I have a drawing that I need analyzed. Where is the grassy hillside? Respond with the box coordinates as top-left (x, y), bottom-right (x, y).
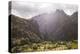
top-left (11, 40), bottom-right (78, 52)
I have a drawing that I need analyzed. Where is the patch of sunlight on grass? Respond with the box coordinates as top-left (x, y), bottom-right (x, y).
top-left (71, 42), bottom-right (78, 49)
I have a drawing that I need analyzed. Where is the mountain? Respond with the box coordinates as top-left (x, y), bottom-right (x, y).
top-left (10, 14), bottom-right (42, 48)
top-left (10, 9), bottom-right (78, 47)
top-left (32, 9), bottom-right (78, 41)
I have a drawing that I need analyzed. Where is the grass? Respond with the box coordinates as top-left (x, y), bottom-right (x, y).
top-left (11, 40), bottom-right (78, 52)
top-left (71, 40), bottom-right (78, 49)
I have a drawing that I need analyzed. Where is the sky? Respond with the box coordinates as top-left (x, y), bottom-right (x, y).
top-left (11, 1), bottom-right (78, 19)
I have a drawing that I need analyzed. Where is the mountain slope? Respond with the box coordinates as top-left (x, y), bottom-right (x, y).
top-left (32, 9), bottom-right (78, 41)
top-left (10, 14), bottom-right (42, 48)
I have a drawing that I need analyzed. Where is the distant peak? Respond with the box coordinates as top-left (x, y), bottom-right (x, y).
top-left (55, 9), bottom-right (65, 14)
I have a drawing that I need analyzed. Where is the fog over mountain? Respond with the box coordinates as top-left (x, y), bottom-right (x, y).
top-left (11, 1), bottom-right (78, 19)
top-left (10, 1), bottom-right (78, 41)
top-left (32, 9), bottom-right (78, 41)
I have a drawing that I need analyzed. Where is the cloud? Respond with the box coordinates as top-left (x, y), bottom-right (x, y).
top-left (11, 1), bottom-right (78, 19)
